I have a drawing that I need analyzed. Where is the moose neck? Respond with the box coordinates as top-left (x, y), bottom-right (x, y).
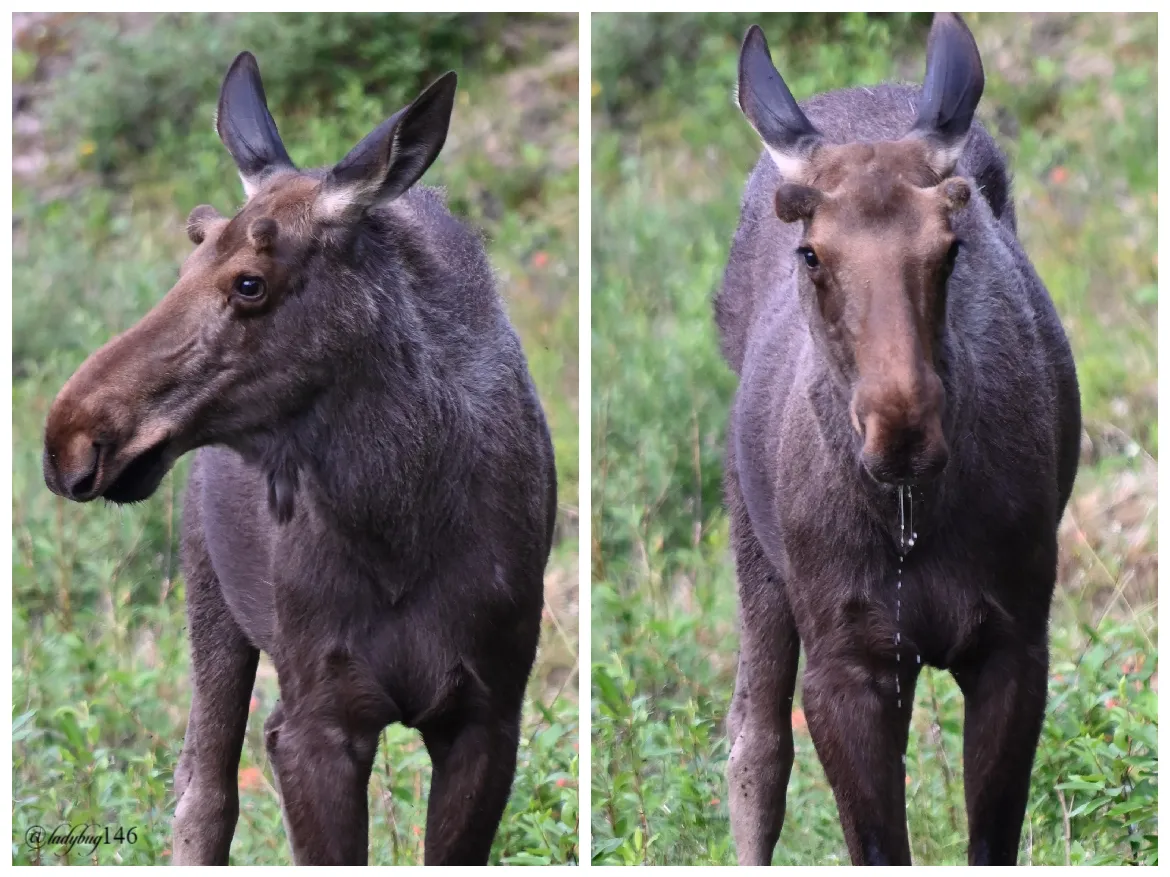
top-left (246, 215), bottom-right (478, 559)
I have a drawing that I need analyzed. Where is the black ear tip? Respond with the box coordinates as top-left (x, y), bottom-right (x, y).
top-left (742, 24), bottom-right (769, 55)
top-left (226, 51), bottom-right (260, 78)
top-left (424, 71), bottom-right (459, 109)
top-left (936, 11), bottom-right (971, 31)
top-left (932, 12), bottom-right (979, 51)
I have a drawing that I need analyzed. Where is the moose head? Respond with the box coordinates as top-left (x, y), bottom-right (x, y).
top-left (44, 53), bottom-right (457, 509)
top-left (737, 13), bottom-right (984, 485)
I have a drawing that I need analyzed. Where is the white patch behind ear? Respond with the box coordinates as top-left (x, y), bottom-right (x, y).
top-left (213, 105), bottom-right (262, 201)
top-left (765, 146), bottom-right (809, 181)
top-left (923, 136), bottom-right (967, 179)
top-left (239, 173), bottom-right (262, 200)
top-left (314, 184), bottom-right (363, 223)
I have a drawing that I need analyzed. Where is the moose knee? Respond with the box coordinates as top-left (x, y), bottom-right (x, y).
top-left (802, 659), bottom-right (878, 722)
top-left (264, 707), bottom-right (378, 782)
top-left (729, 716), bottom-right (794, 778)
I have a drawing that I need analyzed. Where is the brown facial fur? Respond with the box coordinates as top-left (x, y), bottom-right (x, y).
top-left (781, 139), bottom-right (969, 484)
top-left (43, 172), bottom-right (324, 502)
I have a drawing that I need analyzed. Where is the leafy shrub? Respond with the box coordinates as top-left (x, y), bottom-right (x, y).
top-left (1028, 620), bottom-right (1158, 865)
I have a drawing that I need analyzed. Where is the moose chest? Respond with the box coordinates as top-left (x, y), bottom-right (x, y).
top-left (766, 524), bottom-right (982, 672)
top-left (766, 482), bottom-right (1053, 677)
top-left (194, 448), bottom-right (489, 725)
top-left (735, 366), bottom-right (1055, 676)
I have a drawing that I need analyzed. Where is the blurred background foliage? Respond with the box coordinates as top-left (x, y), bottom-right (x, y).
top-left (591, 12), bottom-right (1156, 866)
top-left (12, 12), bottom-right (578, 865)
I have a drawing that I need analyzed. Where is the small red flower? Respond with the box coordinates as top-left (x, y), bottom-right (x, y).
top-left (792, 708), bottom-right (807, 731)
top-left (239, 766), bottom-right (264, 791)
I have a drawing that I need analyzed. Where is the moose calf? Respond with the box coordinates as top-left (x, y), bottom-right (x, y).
top-left (44, 53), bottom-right (556, 865)
top-left (717, 13), bottom-right (1080, 865)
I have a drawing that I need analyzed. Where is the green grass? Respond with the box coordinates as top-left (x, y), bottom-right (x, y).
top-left (12, 12), bottom-right (578, 865)
top-left (591, 12), bottom-right (1156, 866)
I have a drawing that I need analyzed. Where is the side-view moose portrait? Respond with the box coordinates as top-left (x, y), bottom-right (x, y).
top-left (41, 49), bottom-right (557, 866)
top-left (717, 12), bottom-right (1081, 865)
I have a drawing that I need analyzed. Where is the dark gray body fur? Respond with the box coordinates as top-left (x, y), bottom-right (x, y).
top-left (718, 85), bottom-right (1080, 864)
top-left (177, 185), bottom-right (556, 864)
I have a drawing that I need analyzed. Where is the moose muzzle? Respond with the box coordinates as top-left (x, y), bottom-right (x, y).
top-left (852, 370), bottom-right (949, 486)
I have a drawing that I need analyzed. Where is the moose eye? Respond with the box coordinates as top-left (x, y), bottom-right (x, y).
top-left (797, 247), bottom-right (820, 270)
top-left (232, 275), bottom-right (267, 301)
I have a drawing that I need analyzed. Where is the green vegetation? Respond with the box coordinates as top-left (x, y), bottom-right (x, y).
top-left (12, 12), bottom-right (578, 865)
top-left (592, 12), bottom-right (1156, 866)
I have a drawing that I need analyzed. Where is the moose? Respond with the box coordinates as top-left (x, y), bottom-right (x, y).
top-left (42, 53), bottom-right (557, 865)
top-left (717, 13), bottom-right (1080, 865)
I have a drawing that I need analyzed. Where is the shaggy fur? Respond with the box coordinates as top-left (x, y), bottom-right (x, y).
top-left (44, 54), bottom-right (556, 865)
top-left (718, 15), bottom-right (1079, 865)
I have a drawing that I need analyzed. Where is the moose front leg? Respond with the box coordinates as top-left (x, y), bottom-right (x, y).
top-left (726, 575), bottom-right (801, 864)
top-left (802, 649), bottom-right (920, 865)
top-left (263, 704), bottom-right (380, 864)
top-left (725, 433), bottom-right (802, 866)
top-left (954, 639), bottom-right (1049, 865)
top-left (419, 706), bottom-right (522, 865)
top-left (172, 511), bottom-right (259, 865)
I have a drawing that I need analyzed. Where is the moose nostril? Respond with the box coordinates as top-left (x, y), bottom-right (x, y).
top-left (64, 442), bottom-right (104, 500)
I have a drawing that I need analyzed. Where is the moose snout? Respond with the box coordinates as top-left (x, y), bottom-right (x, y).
top-left (859, 421), bottom-right (949, 486)
top-left (43, 431), bottom-right (108, 502)
top-left (852, 376), bottom-right (949, 486)
top-left (44, 376), bottom-right (130, 503)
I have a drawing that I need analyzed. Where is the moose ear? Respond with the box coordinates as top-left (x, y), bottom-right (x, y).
top-left (216, 52), bottom-right (295, 199)
top-left (737, 25), bottom-right (822, 180)
top-left (317, 72), bottom-right (457, 223)
top-left (186, 204), bottom-right (224, 245)
top-left (908, 13), bottom-right (984, 178)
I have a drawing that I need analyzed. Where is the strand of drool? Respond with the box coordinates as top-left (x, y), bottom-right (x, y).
top-left (894, 487), bottom-right (916, 708)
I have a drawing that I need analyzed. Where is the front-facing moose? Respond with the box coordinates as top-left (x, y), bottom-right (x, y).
top-left (717, 13), bottom-right (1080, 865)
top-left (43, 53), bottom-right (556, 865)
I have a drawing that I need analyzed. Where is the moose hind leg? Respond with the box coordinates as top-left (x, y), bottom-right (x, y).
top-left (727, 573), bottom-right (800, 865)
top-left (420, 705), bottom-right (522, 865)
top-left (172, 515), bottom-right (259, 865)
top-left (954, 638), bottom-right (1049, 865)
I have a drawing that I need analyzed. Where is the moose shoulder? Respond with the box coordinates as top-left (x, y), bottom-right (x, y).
top-left (717, 13), bottom-right (1080, 866)
top-left (43, 52), bottom-right (556, 865)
